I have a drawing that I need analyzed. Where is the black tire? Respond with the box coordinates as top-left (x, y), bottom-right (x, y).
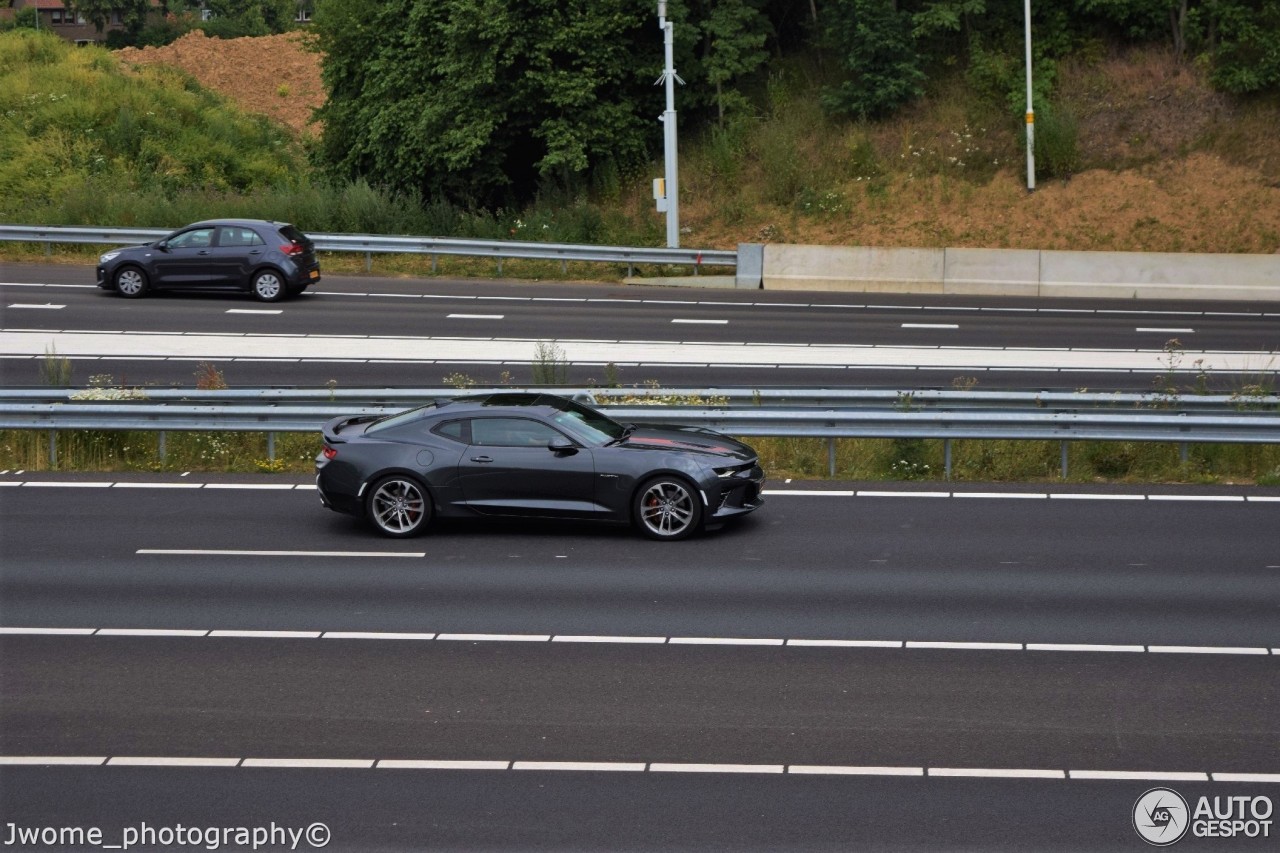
top-left (633, 475), bottom-right (703, 541)
top-left (114, 266), bottom-right (148, 298)
top-left (251, 269), bottom-right (286, 302)
top-left (365, 475), bottom-right (432, 538)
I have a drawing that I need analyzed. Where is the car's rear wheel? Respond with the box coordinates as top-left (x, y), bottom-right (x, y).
top-left (251, 269), bottom-right (286, 302)
top-left (114, 266), bottom-right (148, 298)
top-left (366, 475), bottom-right (432, 538)
top-left (634, 475), bottom-right (702, 541)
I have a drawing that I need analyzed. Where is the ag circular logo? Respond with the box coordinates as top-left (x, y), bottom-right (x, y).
top-left (1134, 787), bottom-right (1190, 846)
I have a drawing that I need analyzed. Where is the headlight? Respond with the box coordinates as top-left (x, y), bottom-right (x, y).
top-left (99, 251), bottom-right (121, 263)
top-left (714, 466), bottom-right (745, 479)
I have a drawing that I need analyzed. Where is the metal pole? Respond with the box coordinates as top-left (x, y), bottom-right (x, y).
top-left (1024, 0), bottom-right (1036, 191)
top-left (658, 2), bottom-right (681, 248)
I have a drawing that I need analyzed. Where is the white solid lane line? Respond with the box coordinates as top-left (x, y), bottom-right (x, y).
top-left (136, 549), bottom-right (425, 558)
top-left (8, 329), bottom-right (1271, 371)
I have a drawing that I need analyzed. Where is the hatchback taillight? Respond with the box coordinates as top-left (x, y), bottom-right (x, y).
top-left (281, 242), bottom-right (305, 256)
top-left (322, 445), bottom-right (338, 460)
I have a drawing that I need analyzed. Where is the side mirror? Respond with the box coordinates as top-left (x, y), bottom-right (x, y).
top-left (155, 240), bottom-right (170, 252)
top-left (548, 438), bottom-right (577, 454)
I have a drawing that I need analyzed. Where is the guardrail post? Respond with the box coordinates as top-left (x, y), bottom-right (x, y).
top-left (44, 241), bottom-right (51, 257)
top-left (157, 431), bottom-right (166, 463)
top-left (1180, 442), bottom-right (1189, 465)
top-left (827, 438), bottom-right (836, 477)
top-left (944, 438), bottom-right (952, 481)
top-left (48, 430), bottom-right (56, 469)
top-left (1060, 441), bottom-right (1068, 480)
top-left (431, 255), bottom-right (438, 274)
top-left (497, 258), bottom-right (504, 277)
top-left (268, 431), bottom-right (276, 462)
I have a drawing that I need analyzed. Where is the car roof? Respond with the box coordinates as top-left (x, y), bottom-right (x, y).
top-left (182, 219), bottom-right (294, 229)
top-left (436, 392), bottom-right (578, 416)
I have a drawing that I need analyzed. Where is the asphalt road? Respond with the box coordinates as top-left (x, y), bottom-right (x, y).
top-left (2, 479), bottom-right (1278, 849)
top-left (4, 261), bottom-right (1277, 390)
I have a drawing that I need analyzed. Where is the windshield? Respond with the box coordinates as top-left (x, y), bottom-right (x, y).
top-left (549, 400), bottom-right (626, 444)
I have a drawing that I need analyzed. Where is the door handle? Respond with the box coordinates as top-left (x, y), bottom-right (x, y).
top-left (469, 456), bottom-right (493, 463)
top-left (198, 250), bottom-right (210, 255)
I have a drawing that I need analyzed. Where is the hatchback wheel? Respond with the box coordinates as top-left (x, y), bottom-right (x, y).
top-left (251, 269), bottom-right (285, 302)
top-left (366, 475), bottom-right (431, 537)
top-left (634, 476), bottom-right (702, 541)
top-left (114, 266), bottom-right (148, 298)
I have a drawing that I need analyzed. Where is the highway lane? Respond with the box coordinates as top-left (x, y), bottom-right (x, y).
top-left (3, 480), bottom-right (1278, 646)
top-left (4, 273), bottom-right (1279, 351)
top-left (3, 262), bottom-right (1277, 390)
top-left (3, 479), bottom-right (1278, 850)
top-left (5, 768), bottom-right (1265, 851)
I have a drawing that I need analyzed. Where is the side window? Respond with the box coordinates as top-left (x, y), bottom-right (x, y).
top-left (470, 418), bottom-right (561, 447)
top-left (169, 228), bottom-right (214, 249)
top-left (432, 419), bottom-right (468, 444)
top-left (218, 227), bottom-right (263, 248)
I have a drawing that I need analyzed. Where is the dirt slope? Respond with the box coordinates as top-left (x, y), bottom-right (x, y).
top-left (116, 30), bottom-right (324, 138)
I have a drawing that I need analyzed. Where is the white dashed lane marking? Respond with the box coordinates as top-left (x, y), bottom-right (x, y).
top-left (225, 309), bottom-right (283, 315)
top-left (7, 303), bottom-right (64, 310)
top-left (0, 755), bottom-right (1273, 782)
top-left (1136, 327), bottom-right (1194, 333)
top-left (1, 627), bottom-right (1272, 656)
top-left (447, 314), bottom-right (505, 320)
top-left (901, 323), bottom-right (959, 329)
top-left (671, 319), bottom-right (729, 325)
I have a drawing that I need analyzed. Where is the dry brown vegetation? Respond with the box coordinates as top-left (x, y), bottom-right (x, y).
top-left (116, 36), bottom-right (1280, 255)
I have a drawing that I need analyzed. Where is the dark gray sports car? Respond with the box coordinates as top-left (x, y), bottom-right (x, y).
top-left (315, 393), bottom-right (765, 540)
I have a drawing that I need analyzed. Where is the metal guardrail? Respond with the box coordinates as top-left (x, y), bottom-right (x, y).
top-left (0, 225), bottom-right (737, 277)
top-left (2, 387), bottom-right (1277, 477)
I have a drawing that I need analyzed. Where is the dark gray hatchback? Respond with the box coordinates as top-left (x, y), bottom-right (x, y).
top-left (96, 218), bottom-right (321, 302)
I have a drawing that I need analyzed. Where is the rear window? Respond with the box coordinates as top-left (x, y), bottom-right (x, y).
top-left (277, 224), bottom-right (310, 245)
top-left (365, 403), bottom-right (439, 434)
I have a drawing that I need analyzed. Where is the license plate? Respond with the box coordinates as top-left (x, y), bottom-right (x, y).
top-left (309, 269), bottom-right (320, 280)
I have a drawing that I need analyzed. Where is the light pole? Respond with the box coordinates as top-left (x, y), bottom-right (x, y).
top-left (1024, 0), bottom-right (1035, 191)
top-left (655, 1), bottom-right (683, 248)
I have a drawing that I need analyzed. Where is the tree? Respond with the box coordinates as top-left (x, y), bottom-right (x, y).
top-left (697, 0), bottom-right (772, 124)
top-left (822, 0), bottom-right (926, 119)
top-left (1200, 0), bottom-right (1280, 93)
top-left (202, 0), bottom-right (298, 35)
top-left (314, 0), bottom-right (659, 209)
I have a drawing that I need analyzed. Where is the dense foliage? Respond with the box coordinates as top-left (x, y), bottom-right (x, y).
top-left (311, 0), bottom-right (1280, 208)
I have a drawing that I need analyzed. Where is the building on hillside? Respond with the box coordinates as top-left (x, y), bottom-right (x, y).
top-left (6, 0), bottom-right (160, 44)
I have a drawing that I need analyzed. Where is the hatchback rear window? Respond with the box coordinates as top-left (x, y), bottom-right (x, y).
top-left (277, 224), bottom-right (310, 245)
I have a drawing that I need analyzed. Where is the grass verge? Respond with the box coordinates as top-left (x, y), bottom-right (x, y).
top-left (3, 430), bottom-right (1277, 485)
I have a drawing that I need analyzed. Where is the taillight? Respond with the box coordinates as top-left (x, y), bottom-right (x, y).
top-left (322, 445), bottom-right (338, 460)
top-left (281, 242), bottom-right (305, 256)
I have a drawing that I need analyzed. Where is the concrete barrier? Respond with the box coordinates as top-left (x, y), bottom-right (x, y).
top-left (762, 244), bottom-right (1280, 301)
top-left (764, 244), bottom-right (945, 292)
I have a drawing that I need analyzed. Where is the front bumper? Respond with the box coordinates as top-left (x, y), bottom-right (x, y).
top-left (708, 464), bottom-right (765, 522)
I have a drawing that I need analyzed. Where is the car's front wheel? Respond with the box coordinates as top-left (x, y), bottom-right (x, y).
top-left (366, 475), bottom-right (432, 538)
top-left (634, 475), bottom-right (703, 541)
top-left (114, 266), bottom-right (148, 298)
top-left (251, 269), bottom-right (286, 302)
